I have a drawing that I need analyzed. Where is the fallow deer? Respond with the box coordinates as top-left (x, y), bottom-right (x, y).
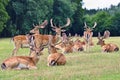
top-left (30, 18), bottom-right (71, 54)
top-left (1, 40), bottom-right (44, 70)
top-left (54, 33), bottom-right (74, 53)
top-left (47, 36), bottom-right (66, 66)
top-left (97, 30), bottom-right (119, 52)
top-left (83, 22), bottom-right (97, 52)
top-left (73, 39), bottom-right (85, 52)
top-left (55, 38), bottom-right (85, 53)
top-left (55, 33), bottom-right (84, 53)
top-left (11, 20), bottom-right (48, 56)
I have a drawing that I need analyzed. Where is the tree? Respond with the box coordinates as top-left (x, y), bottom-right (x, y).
top-left (2, 0), bottom-right (53, 37)
top-left (111, 13), bottom-right (120, 36)
top-left (71, 0), bottom-right (84, 35)
top-left (84, 11), bottom-right (112, 36)
top-left (52, 0), bottom-right (76, 32)
top-left (0, 0), bottom-right (9, 35)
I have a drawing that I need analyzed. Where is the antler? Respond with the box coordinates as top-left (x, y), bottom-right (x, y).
top-left (32, 23), bottom-right (40, 29)
top-left (38, 20), bottom-right (48, 28)
top-left (92, 22), bottom-right (97, 28)
top-left (84, 22), bottom-right (87, 29)
top-left (98, 32), bottom-right (101, 39)
top-left (33, 23), bottom-right (36, 27)
top-left (61, 18), bottom-right (71, 28)
top-left (102, 30), bottom-right (110, 39)
top-left (50, 19), bottom-right (57, 28)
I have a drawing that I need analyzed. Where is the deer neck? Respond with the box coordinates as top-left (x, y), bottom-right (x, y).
top-left (32, 57), bottom-right (39, 64)
top-left (30, 54), bottom-right (40, 64)
top-left (55, 33), bottom-right (61, 43)
top-left (49, 47), bottom-right (58, 54)
top-left (50, 49), bottom-right (57, 54)
top-left (100, 42), bottom-right (106, 47)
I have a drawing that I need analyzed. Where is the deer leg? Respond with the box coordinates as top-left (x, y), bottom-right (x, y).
top-left (12, 43), bottom-right (21, 56)
top-left (28, 66), bottom-right (37, 70)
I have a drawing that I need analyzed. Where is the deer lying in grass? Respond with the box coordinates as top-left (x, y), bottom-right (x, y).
top-left (73, 39), bottom-right (85, 52)
top-left (47, 36), bottom-right (66, 66)
top-left (1, 45), bottom-right (44, 70)
top-left (30, 18), bottom-right (71, 54)
top-left (55, 33), bottom-right (85, 53)
top-left (12, 20), bottom-right (48, 56)
top-left (55, 33), bottom-right (73, 53)
top-left (97, 30), bottom-right (119, 52)
top-left (83, 22), bottom-right (97, 52)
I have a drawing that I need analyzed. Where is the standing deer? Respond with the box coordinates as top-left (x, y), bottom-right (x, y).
top-left (11, 20), bottom-right (48, 56)
top-left (1, 37), bottom-right (44, 70)
top-left (30, 18), bottom-right (71, 54)
top-left (47, 36), bottom-right (66, 66)
top-left (97, 30), bottom-right (119, 52)
top-left (83, 22), bottom-right (97, 52)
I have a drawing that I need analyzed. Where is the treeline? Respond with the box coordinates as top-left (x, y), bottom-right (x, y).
top-left (0, 0), bottom-right (120, 37)
top-left (84, 3), bottom-right (120, 36)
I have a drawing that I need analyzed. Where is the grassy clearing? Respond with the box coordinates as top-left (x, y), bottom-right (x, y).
top-left (0, 37), bottom-right (120, 80)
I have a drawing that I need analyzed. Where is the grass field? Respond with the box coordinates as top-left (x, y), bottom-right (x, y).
top-left (0, 37), bottom-right (120, 80)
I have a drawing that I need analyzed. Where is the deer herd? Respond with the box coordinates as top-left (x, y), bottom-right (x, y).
top-left (1, 18), bottom-right (119, 70)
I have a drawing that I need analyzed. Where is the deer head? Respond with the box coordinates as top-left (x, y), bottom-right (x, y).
top-left (30, 20), bottom-right (48, 34)
top-left (97, 30), bottom-right (110, 45)
top-left (50, 18), bottom-right (70, 35)
top-left (84, 22), bottom-right (97, 32)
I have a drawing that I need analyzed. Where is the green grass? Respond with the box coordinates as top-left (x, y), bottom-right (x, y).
top-left (0, 37), bottom-right (120, 80)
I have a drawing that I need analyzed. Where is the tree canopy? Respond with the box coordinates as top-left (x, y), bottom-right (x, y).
top-left (0, 0), bottom-right (120, 37)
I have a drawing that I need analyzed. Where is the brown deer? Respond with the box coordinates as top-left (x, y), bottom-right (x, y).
top-left (54, 32), bottom-right (74, 53)
top-left (55, 38), bottom-right (85, 53)
top-left (47, 36), bottom-right (66, 66)
top-left (1, 40), bottom-right (44, 70)
top-left (73, 39), bottom-right (85, 52)
top-left (11, 20), bottom-right (48, 56)
top-left (30, 18), bottom-right (71, 54)
top-left (97, 30), bottom-right (119, 52)
top-left (83, 22), bottom-right (97, 52)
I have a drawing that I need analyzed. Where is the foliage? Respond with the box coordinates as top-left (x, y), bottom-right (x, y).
top-left (110, 13), bottom-right (120, 36)
top-left (71, 0), bottom-right (84, 35)
top-left (52, 0), bottom-right (76, 30)
top-left (0, 0), bottom-right (120, 37)
top-left (1, 0), bottom-right (54, 36)
top-left (0, 0), bottom-right (9, 34)
top-left (84, 3), bottom-right (120, 36)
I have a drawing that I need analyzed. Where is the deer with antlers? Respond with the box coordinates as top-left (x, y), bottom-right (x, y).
top-left (55, 33), bottom-right (85, 53)
top-left (11, 20), bottom-right (48, 56)
top-left (83, 22), bottom-right (97, 52)
top-left (30, 18), bottom-right (71, 55)
top-left (55, 38), bottom-right (85, 53)
top-left (97, 30), bottom-right (119, 52)
top-left (1, 36), bottom-right (44, 70)
top-left (47, 36), bottom-right (66, 66)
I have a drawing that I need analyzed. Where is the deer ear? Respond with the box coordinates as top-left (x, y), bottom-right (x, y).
top-left (103, 30), bottom-right (110, 39)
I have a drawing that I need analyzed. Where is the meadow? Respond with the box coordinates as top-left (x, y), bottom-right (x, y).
top-left (0, 37), bottom-right (120, 80)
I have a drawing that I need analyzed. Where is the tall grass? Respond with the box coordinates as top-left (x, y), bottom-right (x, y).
top-left (0, 37), bottom-right (120, 80)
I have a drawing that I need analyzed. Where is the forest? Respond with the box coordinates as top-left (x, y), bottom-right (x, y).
top-left (0, 0), bottom-right (120, 37)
